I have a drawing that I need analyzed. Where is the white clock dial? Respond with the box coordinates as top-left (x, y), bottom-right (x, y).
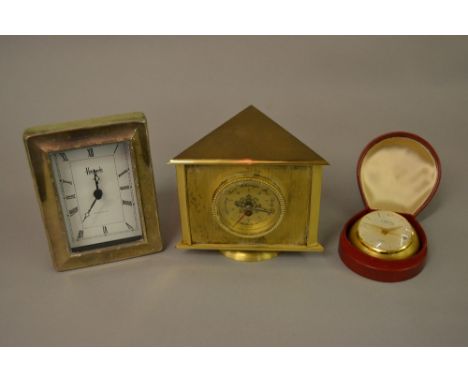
top-left (50, 142), bottom-right (143, 251)
top-left (357, 210), bottom-right (414, 253)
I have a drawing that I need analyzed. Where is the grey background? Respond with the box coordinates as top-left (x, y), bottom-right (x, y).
top-left (0, 36), bottom-right (467, 346)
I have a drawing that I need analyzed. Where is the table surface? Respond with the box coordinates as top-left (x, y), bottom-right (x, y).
top-left (1, 36), bottom-right (467, 346)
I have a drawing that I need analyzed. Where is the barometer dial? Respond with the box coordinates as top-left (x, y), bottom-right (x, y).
top-left (212, 177), bottom-right (286, 238)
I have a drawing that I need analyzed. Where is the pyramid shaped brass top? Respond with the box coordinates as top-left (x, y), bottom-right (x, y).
top-left (170, 106), bottom-right (328, 165)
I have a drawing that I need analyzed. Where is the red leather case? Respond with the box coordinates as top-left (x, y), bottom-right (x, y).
top-left (339, 132), bottom-right (441, 282)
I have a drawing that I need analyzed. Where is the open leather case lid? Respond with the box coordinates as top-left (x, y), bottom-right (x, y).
top-left (357, 132), bottom-right (441, 216)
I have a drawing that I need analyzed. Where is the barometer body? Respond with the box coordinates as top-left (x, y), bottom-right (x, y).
top-left (171, 106), bottom-right (328, 261)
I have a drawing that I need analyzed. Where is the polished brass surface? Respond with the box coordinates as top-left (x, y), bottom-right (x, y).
top-left (171, 106), bottom-right (327, 260)
top-left (176, 242), bottom-right (324, 252)
top-left (360, 137), bottom-right (438, 215)
top-left (222, 250), bottom-right (278, 262)
top-left (171, 105), bottom-right (328, 165)
top-left (23, 112), bottom-right (163, 271)
top-left (349, 210), bottom-right (420, 260)
top-left (184, 165), bottom-right (317, 247)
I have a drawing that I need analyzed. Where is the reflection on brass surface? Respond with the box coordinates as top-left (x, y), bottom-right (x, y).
top-left (170, 106), bottom-right (328, 261)
top-left (24, 112), bottom-right (163, 271)
top-left (222, 251), bottom-right (278, 262)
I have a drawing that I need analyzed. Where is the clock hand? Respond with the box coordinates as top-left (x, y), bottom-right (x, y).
top-left (82, 198), bottom-right (98, 222)
top-left (386, 230), bottom-right (410, 237)
top-left (380, 226), bottom-right (402, 235)
top-left (385, 226), bottom-right (402, 233)
top-left (362, 222), bottom-right (385, 230)
top-left (83, 170), bottom-right (104, 222)
top-left (93, 169), bottom-right (101, 190)
top-left (361, 222), bottom-right (402, 235)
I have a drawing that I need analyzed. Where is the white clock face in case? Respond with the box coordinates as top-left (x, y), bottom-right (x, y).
top-left (50, 142), bottom-right (143, 251)
top-left (357, 210), bottom-right (414, 253)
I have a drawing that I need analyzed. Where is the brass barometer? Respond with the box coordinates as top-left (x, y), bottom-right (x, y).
top-left (170, 106), bottom-right (328, 262)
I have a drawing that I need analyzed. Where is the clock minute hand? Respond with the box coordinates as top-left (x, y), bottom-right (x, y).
top-left (82, 198), bottom-right (98, 222)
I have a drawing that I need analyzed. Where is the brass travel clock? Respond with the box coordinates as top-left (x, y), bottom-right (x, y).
top-left (170, 106), bottom-right (328, 261)
top-left (339, 132), bottom-right (441, 282)
top-left (24, 112), bottom-right (163, 271)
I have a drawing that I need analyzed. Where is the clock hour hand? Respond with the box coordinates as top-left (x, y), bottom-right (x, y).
top-left (362, 222), bottom-right (384, 230)
top-left (362, 221), bottom-right (402, 235)
top-left (385, 226), bottom-right (402, 233)
top-left (93, 169), bottom-right (101, 190)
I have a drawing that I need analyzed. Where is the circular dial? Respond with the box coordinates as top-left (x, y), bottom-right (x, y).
top-left (356, 210), bottom-right (415, 254)
top-left (212, 177), bottom-right (286, 238)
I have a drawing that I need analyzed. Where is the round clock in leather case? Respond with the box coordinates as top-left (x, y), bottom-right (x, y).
top-left (339, 132), bottom-right (441, 282)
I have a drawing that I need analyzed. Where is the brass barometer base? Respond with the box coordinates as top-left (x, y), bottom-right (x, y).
top-left (222, 250), bottom-right (278, 262)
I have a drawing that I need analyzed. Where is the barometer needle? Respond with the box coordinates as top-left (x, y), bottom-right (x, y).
top-left (252, 207), bottom-right (273, 214)
top-left (233, 212), bottom-right (247, 227)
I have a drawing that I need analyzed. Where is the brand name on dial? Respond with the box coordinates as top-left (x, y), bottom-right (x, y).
top-left (85, 167), bottom-right (103, 175)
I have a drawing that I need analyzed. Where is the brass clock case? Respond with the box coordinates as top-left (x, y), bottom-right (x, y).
top-left (23, 112), bottom-right (163, 271)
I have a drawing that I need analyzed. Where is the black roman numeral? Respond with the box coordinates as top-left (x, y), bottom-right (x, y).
top-left (59, 152), bottom-right (68, 161)
top-left (87, 148), bottom-right (94, 157)
top-left (103, 226), bottom-right (108, 235)
top-left (68, 207), bottom-right (78, 216)
top-left (120, 185), bottom-right (130, 191)
top-left (65, 194), bottom-right (76, 200)
top-left (77, 230), bottom-right (83, 241)
top-left (118, 168), bottom-right (129, 177)
top-left (122, 200), bottom-right (133, 206)
top-left (113, 143), bottom-right (119, 154)
top-left (126, 223), bottom-right (135, 231)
